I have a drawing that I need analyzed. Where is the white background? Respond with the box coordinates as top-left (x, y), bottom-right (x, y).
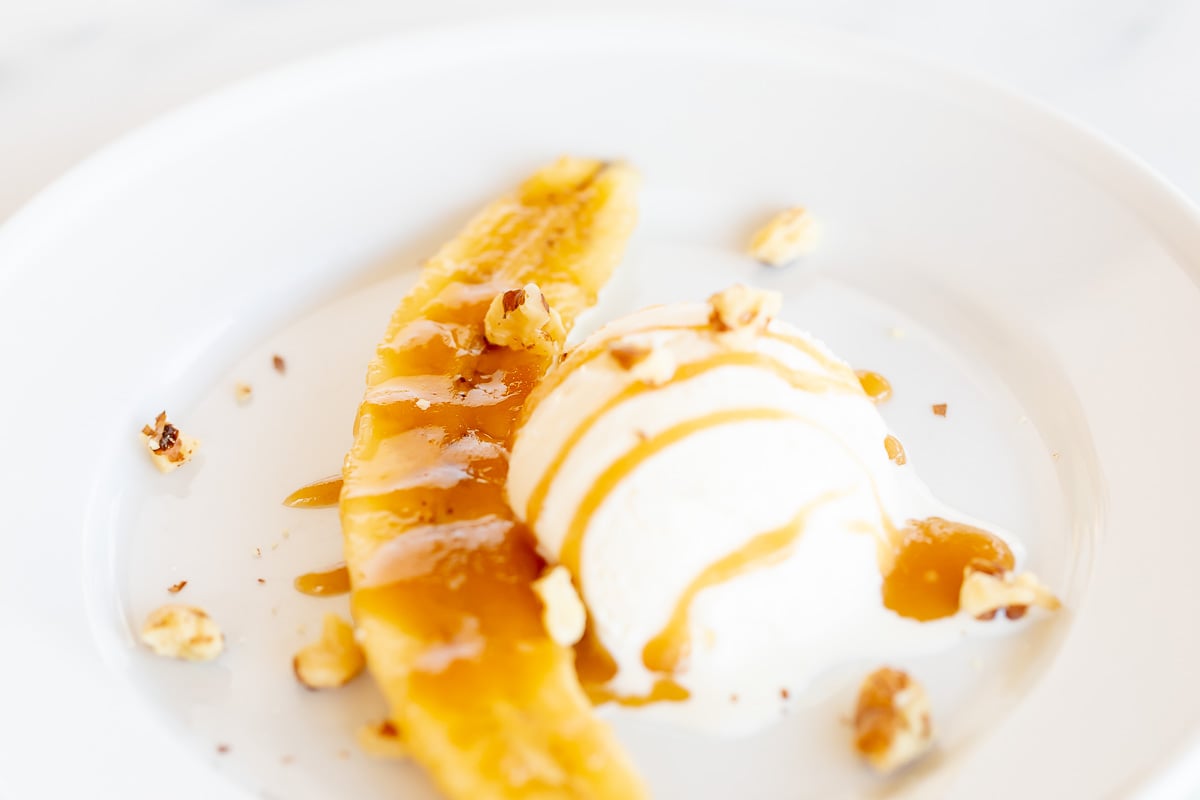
top-left (2, 0), bottom-right (1199, 225)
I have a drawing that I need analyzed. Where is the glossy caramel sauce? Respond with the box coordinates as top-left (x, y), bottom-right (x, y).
top-left (883, 434), bottom-right (907, 465)
top-left (519, 321), bottom-right (854, 428)
top-left (524, 350), bottom-right (859, 529)
top-left (346, 287), bottom-right (555, 706)
top-left (881, 517), bottom-right (1014, 621)
top-left (589, 678), bottom-right (691, 707)
top-left (294, 563), bottom-right (351, 597)
top-left (283, 475), bottom-right (343, 508)
top-left (764, 329), bottom-right (857, 378)
top-left (559, 407), bottom-right (797, 578)
top-left (641, 491), bottom-right (841, 674)
top-left (517, 322), bottom-right (706, 428)
top-left (856, 370), bottom-right (892, 403)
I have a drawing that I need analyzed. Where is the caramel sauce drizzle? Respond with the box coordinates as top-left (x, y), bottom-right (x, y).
top-left (294, 563), bottom-right (351, 597)
top-left (641, 490), bottom-right (843, 674)
top-left (856, 370), bottom-right (892, 403)
top-left (519, 320), bottom-right (853, 426)
top-left (589, 678), bottom-right (691, 708)
top-left (283, 475), bottom-right (344, 508)
top-left (517, 322), bottom-right (706, 427)
top-left (882, 517), bottom-right (1014, 621)
top-left (765, 330), bottom-right (857, 378)
top-left (559, 407), bottom-right (797, 578)
top-left (524, 350), bottom-right (859, 529)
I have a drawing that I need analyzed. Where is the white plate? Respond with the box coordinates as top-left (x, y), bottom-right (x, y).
top-left (2, 13), bottom-right (1199, 799)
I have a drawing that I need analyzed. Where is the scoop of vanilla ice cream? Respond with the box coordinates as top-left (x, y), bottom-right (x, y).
top-left (507, 299), bottom-right (1026, 733)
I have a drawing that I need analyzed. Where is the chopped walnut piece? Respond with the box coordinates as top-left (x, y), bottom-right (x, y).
top-left (932, 403), bottom-right (948, 417)
top-left (959, 561), bottom-right (1061, 621)
top-left (140, 604), bottom-right (224, 662)
top-left (531, 565), bottom-right (586, 647)
top-left (608, 341), bottom-right (652, 370)
top-left (853, 667), bottom-right (934, 774)
top-left (708, 284), bottom-right (782, 334)
top-left (608, 337), bottom-right (675, 386)
top-left (167, 580), bottom-right (188, 594)
top-left (357, 720), bottom-right (410, 760)
top-left (141, 411), bottom-right (200, 473)
top-left (292, 613), bottom-right (366, 690)
top-left (748, 206), bottom-right (819, 266)
top-left (483, 282), bottom-right (565, 359)
top-left (272, 354), bottom-right (287, 374)
top-left (234, 382), bottom-right (253, 405)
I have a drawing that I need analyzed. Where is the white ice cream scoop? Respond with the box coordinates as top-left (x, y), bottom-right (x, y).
top-left (508, 290), bottom-right (1033, 734)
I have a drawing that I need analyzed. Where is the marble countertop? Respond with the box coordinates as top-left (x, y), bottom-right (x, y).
top-left (2, 0), bottom-right (1199, 225)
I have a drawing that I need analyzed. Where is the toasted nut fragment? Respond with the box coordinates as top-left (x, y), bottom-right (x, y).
top-left (608, 337), bottom-right (675, 386)
top-left (532, 565), bottom-right (586, 647)
top-left (932, 403), bottom-right (948, 417)
top-left (141, 411), bottom-right (200, 473)
top-left (234, 382), bottom-right (253, 405)
top-left (708, 284), bottom-right (782, 333)
top-left (140, 604), bottom-right (224, 661)
top-left (960, 563), bottom-right (1061, 620)
top-left (483, 283), bottom-right (566, 358)
top-left (293, 613), bottom-right (366, 690)
top-left (608, 340), bottom-right (652, 370)
top-left (748, 206), bottom-right (819, 266)
top-left (167, 580), bottom-right (188, 594)
top-left (853, 667), bottom-right (934, 773)
top-left (357, 720), bottom-right (410, 759)
top-left (272, 354), bottom-right (287, 374)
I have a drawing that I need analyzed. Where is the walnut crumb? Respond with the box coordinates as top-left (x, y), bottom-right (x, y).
top-left (357, 720), bottom-right (410, 760)
top-left (608, 337), bottom-right (676, 386)
top-left (532, 565), bottom-right (587, 647)
top-left (608, 341), bottom-right (652, 370)
top-left (483, 283), bottom-right (565, 358)
top-left (216, 744), bottom-right (230, 755)
top-left (292, 614), bottom-right (366, 690)
top-left (141, 412), bottom-right (200, 473)
top-left (272, 354), bottom-right (287, 374)
top-left (853, 667), bottom-right (934, 773)
top-left (234, 382), bottom-right (253, 405)
top-left (932, 403), bottom-right (948, 417)
top-left (257, 578), bottom-right (266, 585)
top-left (748, 207), bottom-right (819, 266)
top-left (140, 604), bottom-right (224, 662)
top-left (780, 688), bottom-right (790, 700)
top-left (167, 580), bottom-right (188, 594)
top-left (708, 284), bottom-right (782, 334)
top-left (959, 560), bottom-right (1061, 620)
